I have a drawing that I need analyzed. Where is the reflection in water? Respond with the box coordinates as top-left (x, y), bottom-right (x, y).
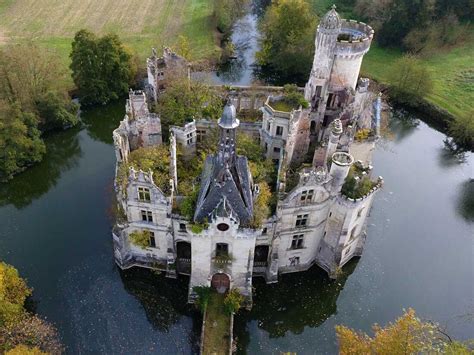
top-left (438, 139), bottom-right (468, 168)
top-left (388, 110), bottom-right (420, 142)
top-left (235, 261), bottom-right (358, 352)
top-left (456, 179), bottom-right (474, 223)
top-left (81, 101), bottom-right (125, 145)
top-left (0, 128), bottom-right (82, 209)
top-left (120, 269), bottom-right (201, 351)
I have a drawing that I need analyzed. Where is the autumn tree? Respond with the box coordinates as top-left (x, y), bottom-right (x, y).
top-left (336, 308), bottom-right (473, 354)
top-left (70, 29), bottom-right (136, 106)
top-left (0, 262), bottom-right (63, 354)
top-left (387, 55), bottom-right (433, 104)
top-left (0, 43), bottom-right (78, 131)
top-left (256, 0), bottom-right (317, 84)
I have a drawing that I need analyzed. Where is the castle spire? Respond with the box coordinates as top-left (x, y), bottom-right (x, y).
top-left (321, 4), bottom-right (341, 31)
top-left (217, 100), bottom-right (239, 167)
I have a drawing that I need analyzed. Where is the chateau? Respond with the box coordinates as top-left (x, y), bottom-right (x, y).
top-left (112, 6), bottom-right (382, 304)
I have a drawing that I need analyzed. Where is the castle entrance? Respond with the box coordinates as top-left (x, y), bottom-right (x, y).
top-left (211, 273), bottom-right (230, 294)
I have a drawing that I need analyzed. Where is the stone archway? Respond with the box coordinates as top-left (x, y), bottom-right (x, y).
top-left (211, 273), bottom-right (230, 294)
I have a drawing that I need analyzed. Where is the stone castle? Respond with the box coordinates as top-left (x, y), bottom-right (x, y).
top-left (112, 6), bottom-right (382, 304)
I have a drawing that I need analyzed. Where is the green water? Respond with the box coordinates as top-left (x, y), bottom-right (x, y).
top-left (0, 102), bottom-right (472, 353)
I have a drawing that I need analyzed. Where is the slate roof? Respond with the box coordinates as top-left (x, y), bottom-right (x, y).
top-left (194, 155), bottom-right (253, 225)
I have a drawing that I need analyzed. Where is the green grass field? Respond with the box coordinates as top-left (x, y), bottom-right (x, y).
top-left (0, 0), bottom-right (219, 84)
top-left (362, 42), bottom-right (474, 118)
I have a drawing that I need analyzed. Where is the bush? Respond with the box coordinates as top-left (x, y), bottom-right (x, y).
top-left (129, 230), bottom-right (152, 249)
top-left (250, 181), bottom-right (272, 228)
top-left (224, 288), bottom-right (244, 314)
top-left (193, 286), bottom-right (212, 313)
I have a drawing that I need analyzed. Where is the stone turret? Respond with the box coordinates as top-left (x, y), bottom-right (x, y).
top-left (325, 119), bottom-right (343, 163)
top-left (330, 151), bottom-right (354, 193)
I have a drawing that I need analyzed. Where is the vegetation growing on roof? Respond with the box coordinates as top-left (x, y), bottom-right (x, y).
top-left (341, 166), bottom-right (378, 199)
top-left (156, 77), bottom-right (224, 129)
top-left (269, 84), bottom-right (309, 112)
top-left (129, 230), bottom-right (153, 249)
top-left (116, 145), bottom-right (171, 195)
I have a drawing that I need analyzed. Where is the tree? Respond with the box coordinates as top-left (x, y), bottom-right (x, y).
top-left (0, 102), bottom-right (46, 181)
top-left (36, 91), bottom-right (78, 131)
top-left (70, 30), bottom-right (135, 106)
top-left (387, 55), bottom-right (433, 104)
top-left (256, 0), bottom-right (317, 84)
top-left (449, 109), bottom-right (474, 151)
top-left (336, 308), bottom-right (473, 354)
top-left (0, 262), bottom-right (63, 354)
top-left (0, 43), bottom-right (78, 132)
top-left (157, 77), bottom-right (223, 128)
top-left (0, 262), bottom-right (31, 327)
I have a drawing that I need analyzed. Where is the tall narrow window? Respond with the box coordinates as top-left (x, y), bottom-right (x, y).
top-left (276, 126), bottom-right (283, 136)
top-left (295, 214), bottom-right (309, 227)
top-left (291, 234), bottom-right (304, 249)
top-left (138, 187), bottom-right (151, 202)
top-left (149, 232), bottom-right (156, 248)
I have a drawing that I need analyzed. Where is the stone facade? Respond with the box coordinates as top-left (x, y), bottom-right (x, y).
top-left (112, 7), bottom-right (382, 305)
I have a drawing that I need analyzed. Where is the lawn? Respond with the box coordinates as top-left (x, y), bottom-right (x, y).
top-left (362, 42), bottom-right (474, 119)
top-left (0, 0), bottom-right (220, 86)
top-left (202, 293), bottom-right (231, 355)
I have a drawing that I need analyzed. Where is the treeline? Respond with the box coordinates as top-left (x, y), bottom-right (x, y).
top-left (0, 43), bottom-right (79, 181)
top-left (212, 0), bottom-right (248, 38)
top-left (353, 0), bottom-right (473, 54)
top-left (0, 29), bottom-right (137, 181)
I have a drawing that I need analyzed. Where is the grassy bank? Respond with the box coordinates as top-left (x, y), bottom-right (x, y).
top-left (0, 0), bottom-right (220, 87)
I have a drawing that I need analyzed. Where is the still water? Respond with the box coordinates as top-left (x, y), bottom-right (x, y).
top-left (0, 101), bottom-right (472, 354)
top-left (1, 2), bottom-right (473, 353)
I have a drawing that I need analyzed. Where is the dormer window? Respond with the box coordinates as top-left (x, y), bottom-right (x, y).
top-left (300, 189), bottom-right (314, 203)
top-left (138, 187), bottom-right (151, 202)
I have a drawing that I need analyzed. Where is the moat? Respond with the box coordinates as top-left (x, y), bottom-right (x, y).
top-left (1, 3), bottom-right (473, 354)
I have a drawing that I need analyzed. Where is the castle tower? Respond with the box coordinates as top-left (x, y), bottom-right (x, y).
top-left (304, 5), bottom-right (341, 124)
top-left (304, 5), bottom-right (374, 139)
top-left (217, 101), bottom-right (239, 168)
top-left (194, 101), bottom-right (254, 224)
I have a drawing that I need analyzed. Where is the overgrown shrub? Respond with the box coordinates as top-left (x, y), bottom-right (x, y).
top-left (223, 288), bottom-right (244, 314)
top-left (129, 230), bottom-right (152, 249)
top-left (193, 286), bottom-right (212, 314)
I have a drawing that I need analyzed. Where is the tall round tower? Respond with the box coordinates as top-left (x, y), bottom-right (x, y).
top-left (304, 5), bottom-right (341, 112)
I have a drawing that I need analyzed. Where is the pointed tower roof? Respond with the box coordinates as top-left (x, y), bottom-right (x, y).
top-left (218, 100), bottom-right (239, 129)
top-left (321, 4), bottom-right (341, 30)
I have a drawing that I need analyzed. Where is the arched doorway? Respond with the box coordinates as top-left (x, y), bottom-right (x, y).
top-left (211, 273), bottom-right (230, 294)
top-left (176, 241), bottom-right (191, 275)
